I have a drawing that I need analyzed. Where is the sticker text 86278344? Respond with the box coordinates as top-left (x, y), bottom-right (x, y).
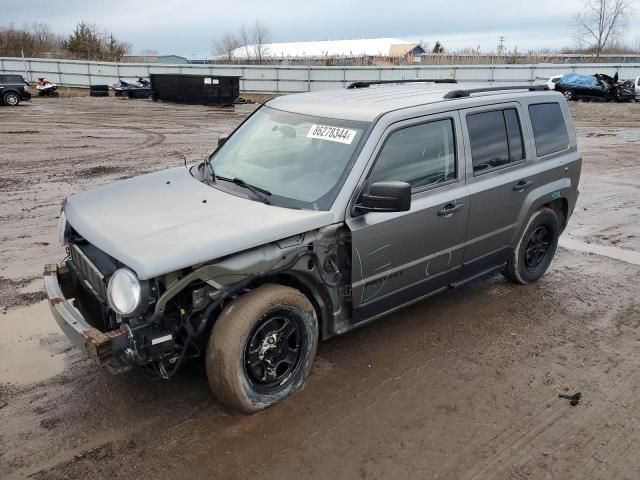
top-left (306, 124), bottom-right (357, 145)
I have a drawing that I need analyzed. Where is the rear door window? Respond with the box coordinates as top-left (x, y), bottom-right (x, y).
top-left (528, 103), bottom-right (569, 157)
top-left (467, 108), bottom-right (525, 174)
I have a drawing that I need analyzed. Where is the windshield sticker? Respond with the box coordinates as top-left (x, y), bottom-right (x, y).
top-left (306, 124), bottom-right (357, 145)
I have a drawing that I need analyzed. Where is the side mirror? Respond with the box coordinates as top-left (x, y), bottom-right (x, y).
top-left (218, 135), bottom-right (228, 147)
top-left (356, 181), bottom-right (411, 213)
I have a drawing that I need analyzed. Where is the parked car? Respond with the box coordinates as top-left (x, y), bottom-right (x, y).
top-left (0, 74), bottom-right (31, 106)
top-left (45, 81), bottom-right (581, 412)
top-left (554, 73), bottom-right (612, 101)
top-left (545, 75), bottom-right (563, 90)
top-left (615, 79), bottom-right (636, 102)
top-left (555, 72), bottom-right (635, 102)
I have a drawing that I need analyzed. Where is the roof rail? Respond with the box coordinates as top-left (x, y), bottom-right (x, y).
top-left (347, 79), bottom-right (458, 89)
top-left (443, 84), bottom-right (549, 99)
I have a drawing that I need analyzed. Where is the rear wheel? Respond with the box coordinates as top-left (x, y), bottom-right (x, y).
top-left (3, 91), bottom-right (20, 106)
top-left (563, 90), bottom-right (574, 101)
top-left (206, 284), bottom-right (318, 413)
top-left (504, 208), bottom-right (560, 284)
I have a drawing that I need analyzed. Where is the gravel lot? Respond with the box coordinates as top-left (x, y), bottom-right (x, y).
top-left (1, 97), bottom-right (639, 480)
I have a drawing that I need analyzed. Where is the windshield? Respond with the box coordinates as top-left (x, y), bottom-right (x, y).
top-left (207, 106), bottom-right (369, 210)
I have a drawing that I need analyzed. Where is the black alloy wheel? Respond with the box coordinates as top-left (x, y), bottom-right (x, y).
top-left (243, 307), bottom-right (306, 393)
top-left (524, 226), bottom-right (550, 271)
top-left (503, 207), bottom-right (560, 284)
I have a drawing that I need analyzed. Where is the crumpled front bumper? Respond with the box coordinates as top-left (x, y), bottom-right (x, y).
top-left (43, 263), bottom-right (130, 372)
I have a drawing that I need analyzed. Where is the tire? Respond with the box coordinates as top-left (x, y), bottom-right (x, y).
top-left (3, 91), bottom-right (20, 106)
top-left (206, 284), bottom-right (318, 413)
top-left (563, 90), bottom-right (573, 101)
top-left (503, 208), bottom-right (560, 285)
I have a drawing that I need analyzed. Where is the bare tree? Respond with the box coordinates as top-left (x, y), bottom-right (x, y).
top-left (30, 23), bottom-right (62, 53)
top-left (0, 23), bottom-right (64, 57)
top-left (250, 20), bottom-right (271, 64)
top-left (214, 31), bottom-right (240, 62)
top-left (574, 0), bottom-right (636, 57)
top-left (238, 23), bottom-right (252, 60)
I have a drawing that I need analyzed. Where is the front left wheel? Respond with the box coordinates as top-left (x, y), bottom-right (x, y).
top-left (206, 284), bottom-right (318, 413)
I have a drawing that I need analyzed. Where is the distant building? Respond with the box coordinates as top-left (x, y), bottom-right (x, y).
top-left (225, 38), bottom-right (424, 63)
top-left (122, 54), bottom-right (189, 64)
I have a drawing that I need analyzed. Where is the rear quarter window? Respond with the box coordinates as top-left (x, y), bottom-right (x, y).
top-left (467, 108), bottom-right (525, 174)
top-left (528, 103), bottom-right (569, 157)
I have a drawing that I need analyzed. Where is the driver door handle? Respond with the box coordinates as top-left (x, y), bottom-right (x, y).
top-left (513, 180), bottom-right (533, 192)
top-left (438, 203), bottom-right (464, 217)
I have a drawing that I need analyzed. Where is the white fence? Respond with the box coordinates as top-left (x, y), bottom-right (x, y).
top-left (2, 57), bottom-right (640, 93)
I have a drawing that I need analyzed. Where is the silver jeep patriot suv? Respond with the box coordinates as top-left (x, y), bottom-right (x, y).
top-left (44, 81), bottom-right (581, 412)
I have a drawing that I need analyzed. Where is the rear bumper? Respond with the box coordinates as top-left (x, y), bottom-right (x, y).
top-left (43, 263), bottom-right (130, 371)
top-left (21, 91), bottom-right (32, 101)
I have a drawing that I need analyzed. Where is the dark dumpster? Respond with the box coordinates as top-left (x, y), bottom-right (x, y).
top-left (150, 74), bottom-right (240, 106)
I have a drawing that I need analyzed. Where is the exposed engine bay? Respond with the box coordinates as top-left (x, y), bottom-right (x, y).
top-left (61, 225), bottom-right (352, 378)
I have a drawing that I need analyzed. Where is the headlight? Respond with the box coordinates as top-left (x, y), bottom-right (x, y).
top-left (58, 210), bottom-right (68, 245)
top-left (107, 268), bottom-right (148, 316)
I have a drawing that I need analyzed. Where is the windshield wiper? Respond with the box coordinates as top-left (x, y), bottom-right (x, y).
top-left (215, 176), bottom-right (272, 205)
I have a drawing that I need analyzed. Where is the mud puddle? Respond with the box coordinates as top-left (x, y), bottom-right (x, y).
top-left (0, 301), bottom-right (66, 384)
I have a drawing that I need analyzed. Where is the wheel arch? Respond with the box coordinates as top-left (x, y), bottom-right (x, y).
top-left (512, 178), bottom-right (571, 246)
top-left (246, 271), bottom-right (334, 340)
top-left (543, 197), bottom-right (568, 232)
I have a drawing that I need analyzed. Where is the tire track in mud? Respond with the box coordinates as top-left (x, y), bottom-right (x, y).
top-left (4, 123), bottom-right (167, 174)
top-left (450, 307), bottom-right (640, 480)
top-left (63, 124), bottom-right (166, 165)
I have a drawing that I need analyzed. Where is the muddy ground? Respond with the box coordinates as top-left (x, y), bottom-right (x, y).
top-left (0, 97), bottom-right (639, 480)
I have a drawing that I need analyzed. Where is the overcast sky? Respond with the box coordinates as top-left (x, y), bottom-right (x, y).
top-left (4, 0), bottom-right (640, 58)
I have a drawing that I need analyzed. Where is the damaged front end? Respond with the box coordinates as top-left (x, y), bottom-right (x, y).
top-left (44, 225), bottom-right (351, 379)
top-left (44, 264), bottom-right (131, 372)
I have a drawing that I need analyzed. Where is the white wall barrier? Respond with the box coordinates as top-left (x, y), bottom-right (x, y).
top-left (2, 57), bottom-right (639, 93)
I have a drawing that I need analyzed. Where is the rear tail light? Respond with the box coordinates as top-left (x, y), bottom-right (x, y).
top-left (23, 85), bottom-right (30, 92)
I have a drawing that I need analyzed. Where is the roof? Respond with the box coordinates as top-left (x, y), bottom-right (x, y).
top-left (229, 38), bottom-right (421, 59)
top-left (122, 54), bottom-right (188, 64)
top-left (388, 44), bottom-right (421, 57)
top-left (266, 83), bottom-right (556, 122)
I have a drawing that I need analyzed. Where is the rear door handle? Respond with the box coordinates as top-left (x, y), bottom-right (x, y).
top-left (438, 203), bottom-right (464, 217)
top-left (513, 180), bottom-right (533, 192)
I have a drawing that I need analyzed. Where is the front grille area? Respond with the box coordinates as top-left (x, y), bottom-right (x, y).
top-left (70, 243), bottom-right (108, 300)
top-left (67, 241), bottom-right (120, 332)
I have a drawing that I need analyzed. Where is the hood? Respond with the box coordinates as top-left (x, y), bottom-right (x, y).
top-left (64, 167), bottom-right (334, 279)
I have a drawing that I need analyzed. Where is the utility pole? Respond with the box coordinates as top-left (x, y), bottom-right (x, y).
top-left (21, 49), bottom-right (29, 82)
top-left (497, 36), bottom-right (505, 56)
